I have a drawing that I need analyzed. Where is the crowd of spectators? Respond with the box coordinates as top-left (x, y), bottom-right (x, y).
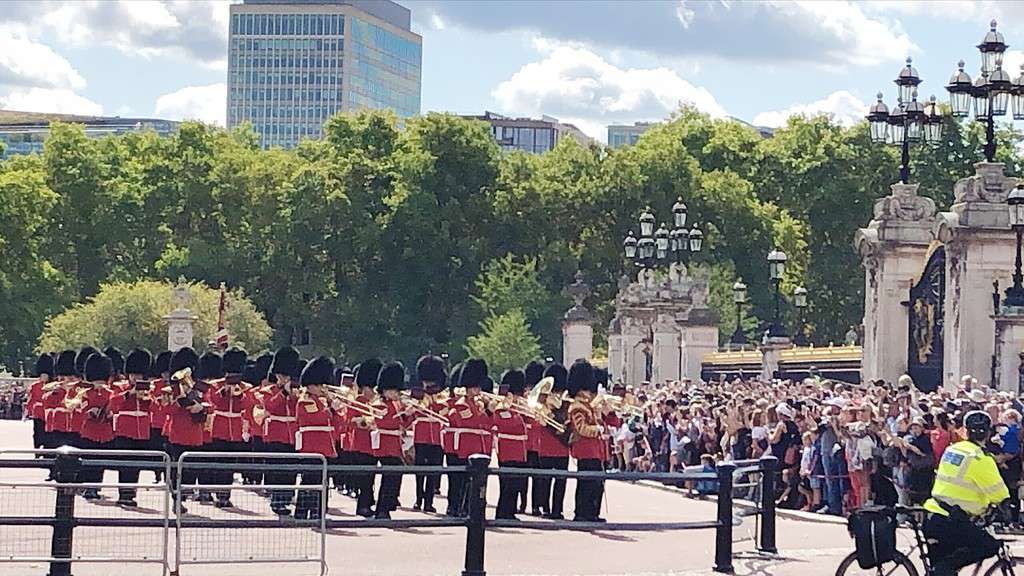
top-left (607, 373), bottom-right (1023, 522)
top-left (0, 382), bottom-right (25, 420)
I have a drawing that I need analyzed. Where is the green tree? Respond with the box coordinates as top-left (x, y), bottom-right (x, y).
top-left (465, 309), bottom-right (543, 372)
top-left (37, 280), bottom-right (272, 354)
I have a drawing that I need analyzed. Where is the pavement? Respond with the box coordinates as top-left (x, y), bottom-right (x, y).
top-left (0, 419), bottom-right (1019, 576)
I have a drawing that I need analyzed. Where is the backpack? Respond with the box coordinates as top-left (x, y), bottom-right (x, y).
top-left (848, 508), bottom-right (898, 569)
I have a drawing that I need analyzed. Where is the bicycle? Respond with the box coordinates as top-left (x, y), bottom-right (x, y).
top-left (835, 505), bottom-right (1023, 576)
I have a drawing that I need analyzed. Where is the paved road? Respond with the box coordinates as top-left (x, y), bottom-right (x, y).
top-left (0, 420), bottom-right (1016, 575)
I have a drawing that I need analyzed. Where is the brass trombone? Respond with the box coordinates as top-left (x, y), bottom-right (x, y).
top-left (399, 395), bottom-right (449, 426)
top-left (326, 386), bottom-right (385, 418)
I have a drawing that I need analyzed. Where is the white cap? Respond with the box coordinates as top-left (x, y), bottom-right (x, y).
top-left (775, 402), bottom-right (795, 418)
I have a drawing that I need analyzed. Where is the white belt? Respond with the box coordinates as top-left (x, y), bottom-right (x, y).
top-left (214, 411), bottom-right (242, 418)
top-left (371, 428), bottom-right (402, 450)
top-left (117, 411), bottom-right (148, 417)
top-left (295, 425), bottom-right (333, 450)
top-left (497, 433), bottom-right (527, 441)
top-left (448, 427), bottom-right (490, 451)
top-left (267, 415), bottom-right (296, 422)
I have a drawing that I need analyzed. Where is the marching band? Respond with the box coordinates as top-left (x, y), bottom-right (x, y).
top-left (23, 346), bottom-right (632, 522)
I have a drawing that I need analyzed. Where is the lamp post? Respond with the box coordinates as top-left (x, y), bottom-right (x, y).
top-left (624, 199), bottom-right (702, 275)
top-left (793, 285), bottom-right (808, 346)
top-left (730, 281), bottom-right (748, 346)
top-left (1006, 184), bottom-right (1024, 307)
top-left (867, 58), bottom-right (945, 183)
top-left (767, 249), bottom-right (788, 338)
top-left (946, 20), bottom-right (1022, 163)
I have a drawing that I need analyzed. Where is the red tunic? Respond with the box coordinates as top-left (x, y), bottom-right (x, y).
top-left (448, 396), bottom-right (493, 459)
top-left (262, 388), bottom-right (298, 445)
top-left (165, 403), bottom-right (206, 446)
top-left (43, 384), bottom-right (71, 432)
top-left (150, 379), bottom-right (168, 433)
top-left (568, 396), bottom-right (604, 461)
top-left (26, 379), bottom-right (46, 420)
top-left (242, 386), bottom-right (265, 440)
top-left (411, 395), bottom-right (445, 446)
top-left (348, 393), bottom-right (378, 456)
top-left (111, 391), bottom-right (152, 440)
top-left (295, 393), bottom-right (337, 457)
top-left (372, 400), bottom-right (408, 459)
top-left (208, 387), bottom-right (245, 442)
top-left (441, 396), bottom-right (458, 454)
top-left (79, 386), bottom-right (115, 443)
top-left (536, 423), bottom-right (570, 458)
top-left (492, 408), bottom-right (528, 464)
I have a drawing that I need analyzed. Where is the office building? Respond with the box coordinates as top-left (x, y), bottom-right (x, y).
top-left (607, 122), bottom-right (654, 149)
top-left (0, 110), bottom-right (179, 159)
top-left (227, 0), bottom-right (422, 149)
top-left (466, 111), bottom-right (593, 155)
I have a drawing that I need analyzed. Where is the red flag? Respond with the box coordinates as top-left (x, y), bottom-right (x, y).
top-left (215, 283), bottom-right (229, 351)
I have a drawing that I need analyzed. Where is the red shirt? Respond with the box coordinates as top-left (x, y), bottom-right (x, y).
top-left (208, 386), bottom-right (245, 442)
top-left (26, 379), bottom-right (46, 420)
top-left (79, 385), bottom-right (115, 443)
top-left (449, 396), bottom-right (493, 459)
top-left (373, 399), bottom-right (408, 459)
top-left (568, 396), bottom-right (604, 461)
top-left (295, 393), bottom-right (337, 457)
top-left (536, 423), bottom-right (569, 458)
top-left (43, 383), bottom-right (71, 432)
top-left (111, 390), bottom-right (152, 440)
top-left (242, 386), bottom-right (266, 439)
top-left (262, 388), bottom-right (298, 445)
top-left (348, 392), bottom-right (378, 456)
top-left (411, 395), bottom-right (445, 446)
top-left (166, 403), bottom-right (206, 446)
top-left (492, 408), bottom-right (528, 463)
top-left (150, 379), bottom-right (168, 432)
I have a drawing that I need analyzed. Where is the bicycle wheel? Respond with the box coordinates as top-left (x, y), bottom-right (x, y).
top-left (835, 551), bottom-right (920, 576)
top-left (983, 557), bottom-right (1020, 576)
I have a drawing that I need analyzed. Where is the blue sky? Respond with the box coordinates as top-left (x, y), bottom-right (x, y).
top-left (4, 1), bottom-right (1024, 142)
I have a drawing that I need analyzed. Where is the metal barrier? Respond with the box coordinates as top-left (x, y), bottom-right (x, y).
top-left (174, 451), bottom-right (328, 576)
top-left (0, 447), bottom-right (172, 576)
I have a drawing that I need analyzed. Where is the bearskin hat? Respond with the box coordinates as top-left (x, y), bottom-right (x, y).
top-left (152, 351), bottom-right (172, 378)
top-left (544, 362), bottom-right (568, 393)
top-left (75, 346), bottom-right (99, 376)
top-left (103, 347), bottom-right (124, 375)
top-left (460, 358), bottom-right (488, 389)
top-left (254, 353), bottom-right (273, 383)
top-left (416, 355), bottom-right (447, 388)
top-left (169, 347), bottom-right (199, 375)
top-left (377, 362), bottom-right (406, 392)
top-left (355, 358), bottom-right (383, 389)
top-left (84, 353), bottom-right (112, 383)
top-left (125, 349), bottom-right (152, 376)
top-left (502, 369), bottom-right (526, 395)
top-left (524, 360), bottom-right (545, 389)
top-left (449, 362), bottom-right (463, 391)
top-left (270, 346), bottom-right (300, 377)
top-left (34, 354), bottom-right (54, 378)
top-left (223, 347), bottom-right (247, 375)
top-left (301, 356), bottom-right (335, 386)
top-left (196, 352), bottom-right (224, 380)
top-left (567, 359), bottom-right (594, 397)
top-left (55, 350), bottom-right (77, 377)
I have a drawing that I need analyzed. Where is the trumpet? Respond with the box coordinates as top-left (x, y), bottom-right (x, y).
top-left (487, 389), bottom-right (567, 434)
top-left (592, 393), bottom-right (643, 418)
top-left (326, 387), bottom-right (386, 418)
top-left (399, 396), bottom-right (449, 426)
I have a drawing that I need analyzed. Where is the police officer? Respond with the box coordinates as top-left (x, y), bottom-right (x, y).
top-left (923, 410), bottom-right (1010, 576)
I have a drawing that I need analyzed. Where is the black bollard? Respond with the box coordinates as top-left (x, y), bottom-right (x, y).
top-left (461, 454), bottom-right (490, 576)
top-left (758, 455), bottom-right (778, 554)
top-left (713, 461), bottom-right (736, 574)
top-left (49, 448), bottom-right (81, 576)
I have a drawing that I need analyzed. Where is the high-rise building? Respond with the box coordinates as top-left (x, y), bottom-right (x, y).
top-left (465, 111), bottom-right (593, 155)
top-left (606, 122), bottom-right (654, 149)
top-left (227, 0), bottom-right (422, 149)
top-left (0, 110), bottom-right (179, 159)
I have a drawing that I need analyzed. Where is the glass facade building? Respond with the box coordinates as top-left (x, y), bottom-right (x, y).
top-left (0, 111), bottom-right (178, 159)
top-left (467, 112), bottom-right (593, 155)
top-left (227, 0), bottom-right (421, 149)
top-left (607, 122), bottom-right (654, 149)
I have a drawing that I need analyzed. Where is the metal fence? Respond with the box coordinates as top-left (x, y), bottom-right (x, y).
top-left (0, 448), bottom-right (780, 576)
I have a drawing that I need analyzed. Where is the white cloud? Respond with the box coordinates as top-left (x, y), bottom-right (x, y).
top-left (752, 90), bottom-right (868, 128)
top-left (0, 88), bottom-right (102, 116)
top-left (492, 45), bottom-right (726, 141)
top-left (0, 25), bottom-right (85, 90)
top-left (154, 83), bottom-right (226, 126)
top-left (791, 1), bottom-right (915, 67)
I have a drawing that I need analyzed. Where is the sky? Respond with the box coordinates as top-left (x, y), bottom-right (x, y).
top-left (4, 1), bottom-right (1024, 143)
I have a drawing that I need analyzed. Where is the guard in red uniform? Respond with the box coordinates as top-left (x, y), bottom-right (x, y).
top-left (524, 360), bottom-right (548, 512)
top-left (111, 348), bottom-right (153, 506)
top-left (208, 348), bottom-right (248, 507)
top-left (43, 350), bottom-right (78, 452)
top-left (148, 351), bottom-right (172, 470)
top-left (442, 363), bottom-right (463, 517)
top-left (567, 360), bottom-right (605, 522)
top-left (294, 356), bottom-right (338, 520)
top-left (330, 367), bottom-right (352, 496)
top-left (264, 347), bottom-right (302, 515)
top-left (26, 354), bottom-right (53, 450)
top-left (164, 347), bottom-right (206, 508)
top-left (411, 355), bottom-right (446, 513)
top-left (348, 358), bottom-right (382, 517)
top-left (241, 353), bottom-right (273, 486)
top-left (494, 369), bottom-right (528, 520)
top-left (78, 352), bottom-right (115, 499)
top-left (536, 362), bottom-right (570, 520)
top-left (372, 362), bottom-right (409, 519)
top-left (447, 358), bottom-right (493, 517)
top-left (67, 347), bottom-right (99, 451)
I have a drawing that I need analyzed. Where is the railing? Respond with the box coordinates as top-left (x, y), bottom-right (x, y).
top-left (0, 449), bottom-right (780, 575)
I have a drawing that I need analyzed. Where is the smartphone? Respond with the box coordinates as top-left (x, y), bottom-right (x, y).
top-left (340, 373), bottom-right (355, 388)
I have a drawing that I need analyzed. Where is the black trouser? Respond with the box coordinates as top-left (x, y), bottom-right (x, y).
top-left (539, 455), bottom-right (569, 516)
top-left (332, 449), bottom-right (348, 492)
top-left (350, 451), bottom-right (377, 513)
top-left (528, 451), bottom-right (547, 512)
top-left (446, 453), bottom-right (466, 516)
top-left (166, 442), bottom-right (201, 498)
top-left (115, 437), bottom-right (151, 500)
top-left (149, 432), bottom-right (166, 481)
top-left (242, 436), bottom-right (264, 485)
top-left (414, 443), bottom-right (443, 509)
top-left (1001, 457), bottom-right (1021, 524)
top-left (262, 441), bottom-right (297, 509)
top-left (924, 511), bottom-right (1001, 576)
top-left (496, 460), bottom-right (526, 519)
top-left (76, 437), bottom-right (107, 484)
top-left (32, 419), bottom-right (47, 450)
top-left (295, 468), bottom-right (325, 518)
top-left (574, 458), bottom-right (604, 520)
top-left (376, 455), bottom-right (403, 516)
top-left (210, 439), bottom-right (246, 501)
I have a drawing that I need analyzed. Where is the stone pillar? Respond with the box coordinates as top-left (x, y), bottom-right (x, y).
top-left (993, 309), bottom-right (1024, 393)
top-left (561, 271), bottom-right (593, 366)
top-left (937, 163), bottom-right (1019, 387)
top-left (164, 283), bottom-right (197, 352)
top-left (651, 314), bottom-right (680, 383)
top-left (760, 336), bottom-right (792, 382)
top-left (607, 317), bottom-right (624, 384)
top-left (680, 324), bottom-right (719, 381)
top-left (855, 182), bottom-right (936, 384)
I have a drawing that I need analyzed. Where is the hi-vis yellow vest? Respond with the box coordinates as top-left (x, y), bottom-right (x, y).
top-left (924, 440), bottom-right (1009, 517)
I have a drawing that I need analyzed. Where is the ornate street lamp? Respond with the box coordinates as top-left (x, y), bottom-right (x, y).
top-left (623, 231), bottom-right (637, 260)
top-left (767, 249), bottom-right (788, 338)
top-left (639, 206), bottom-right (656, 237)
top-left (793, 285), bottom-right (808, 346)
top-left (672, 197), bottom-right (688, 228)
top-left (1005, 184), bottom-right (1024, 307)
top-left (623, 202), bottom-right (702, 272)
top-left (730, 281), bottom-right (748, 346)
top-left (655, 224), bottom-right (670, 261)
top-left (688, 225), bottom-right (704, 253)
top-left (869, 57), bottom-right (943, 183)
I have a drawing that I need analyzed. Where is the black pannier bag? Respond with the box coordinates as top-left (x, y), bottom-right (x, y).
top-left (848, 508), bottom-right (898, 569)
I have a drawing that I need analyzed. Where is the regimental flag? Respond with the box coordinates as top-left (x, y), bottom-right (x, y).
top-left (215, 283), bottom-right (229, 351)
